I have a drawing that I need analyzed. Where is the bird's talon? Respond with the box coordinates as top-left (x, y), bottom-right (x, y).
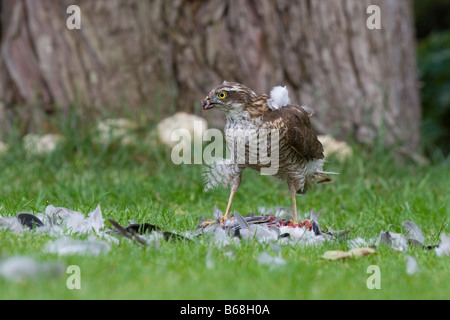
top-left (219, 216), bottom-right (234, 227)
top-left (202, 220), bottom-right (216, 228)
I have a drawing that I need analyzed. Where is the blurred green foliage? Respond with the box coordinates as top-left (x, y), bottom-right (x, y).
top-left (414, 0), bottom-right (450, 157)
top-left (414, 0), bottom-right (450, 40)
top-left (417, 32), bottom-right (450, 156)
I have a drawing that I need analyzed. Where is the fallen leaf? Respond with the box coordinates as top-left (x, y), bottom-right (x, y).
top-left (321, 250), bottom-right (350, 260)
top-left (349, 248), bottom-right (376, 257)
top-left (322, 248), bottom-right (376, 260)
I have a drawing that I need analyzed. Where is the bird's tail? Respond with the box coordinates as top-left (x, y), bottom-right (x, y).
top-left (316, 170), bottom-right (338, 184)
top-left (297, 170), bottom-right (337, 195)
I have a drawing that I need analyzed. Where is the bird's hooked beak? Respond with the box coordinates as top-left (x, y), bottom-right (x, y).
top-left (202, 94), bottom-right (215, 111)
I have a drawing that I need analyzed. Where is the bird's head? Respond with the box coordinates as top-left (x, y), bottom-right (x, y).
top-left (202, 82), bottom-right (259, 117)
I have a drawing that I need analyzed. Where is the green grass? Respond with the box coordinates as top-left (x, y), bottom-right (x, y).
top-left (0, 122), bottom-right (449, 300)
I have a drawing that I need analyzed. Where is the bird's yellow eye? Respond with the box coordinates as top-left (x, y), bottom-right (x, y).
top-left (217, 91), bottom-right (227, 99)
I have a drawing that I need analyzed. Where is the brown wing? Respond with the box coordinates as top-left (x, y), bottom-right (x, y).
top-left (267, 105), bottom-right (324, 162)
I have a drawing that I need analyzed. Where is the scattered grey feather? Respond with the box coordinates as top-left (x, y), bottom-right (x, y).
top-left (405, 255), bottom-right (419, 275)
top-left (125, 222), bottom-right (162, 234)
top-left (45, 238), bottom-right (111, 256)
top-left (213, 206), bottom-right (223, 220)
top-left (234, 212), bottom-right (249, 230)
top-left (107, 219), bottom-right (147, 245)
top-left (271, 244), bottom-right (281, 253)
top-left (107, 219), bottom-right (189, 244)
top-left (17, 213), bottom-right (44, 230)
top-left (379, 231), bottom-right (392, 246)
top-left (402, 221), bottom-right (425, 245)
top-left (0, 257), bottom-right (65, 282)
top-left (257, 252), bottom-right (286, 268)
top-left (435, 233), bottom-right (450, 257)
top-left (377, 231), bottom-right (408, 251)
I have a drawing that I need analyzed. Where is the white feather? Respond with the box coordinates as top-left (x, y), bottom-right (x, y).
top-left (203, 158), bottom-right (240, 191)
top-left (267, 86), bottom-right (290, 110)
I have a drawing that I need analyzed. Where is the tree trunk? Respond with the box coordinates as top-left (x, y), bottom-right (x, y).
top-left (0, 0), bottom-right (421, 153)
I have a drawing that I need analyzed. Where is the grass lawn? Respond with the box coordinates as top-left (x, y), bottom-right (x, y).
top-left (0, 123), bottom-right (449, 300)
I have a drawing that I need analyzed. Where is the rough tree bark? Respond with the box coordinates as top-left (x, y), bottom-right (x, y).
top-left (0, 0), bottom-right (420, 153)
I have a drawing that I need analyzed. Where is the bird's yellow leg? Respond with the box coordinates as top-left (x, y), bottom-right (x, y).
top-left (290, 189), bottom-right (298, 225)
top-left (223, 188), bottom-right (237, 221)
top-left (203, 188), bottom-right (238, 228)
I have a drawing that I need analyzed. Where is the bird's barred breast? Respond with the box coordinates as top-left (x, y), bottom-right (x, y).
top-left (224, 119), bottom-right (323, 183)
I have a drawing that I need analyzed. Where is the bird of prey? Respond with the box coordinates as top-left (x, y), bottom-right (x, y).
top-left (202, 82), bottom-right (334, 225)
